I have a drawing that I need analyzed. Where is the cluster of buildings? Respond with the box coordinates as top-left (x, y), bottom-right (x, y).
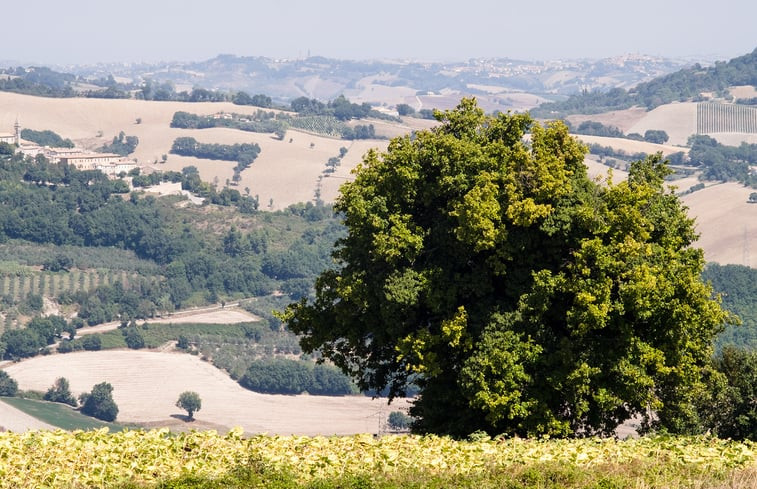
top-left (1, 121), bottom-right (137, 177)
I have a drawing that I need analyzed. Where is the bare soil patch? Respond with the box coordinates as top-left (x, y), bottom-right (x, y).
top-left (565, 107), bottom-right (648, 133)
top-left (681, 183), bottom-right (757, 267)
top-left (729, 85), bottom-right (757, 99)
top-left (626, 102), bottom-right (698, 146)
top-left (3, 351), bottom-right (408, 435)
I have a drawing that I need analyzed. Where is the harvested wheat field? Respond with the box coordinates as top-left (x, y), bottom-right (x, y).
top-left (145, 308), bottom-right (257, 325)
top-left (709, 133), bottom-right (757, 146)
top-left (0, 92), bottom-right (382, 209)
top-left (626, 102), bottom-right (698, 146)
top-left (681, 183), bottom-right (757, 267)
top-left (319, 140), bottom-right (388, 203)
top-left (0, 399), bottom-right (56, 432)
top-left (729, 85), bottom-right (757, 100)
top-left (3, 351), bottom-right (408, 435)
top-left (565, 107), bottom-right (649, 133)
top-left (236, 129), bottom-right (358, 210)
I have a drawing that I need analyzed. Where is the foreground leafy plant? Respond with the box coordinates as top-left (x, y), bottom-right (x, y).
top-left (0, 430), bottom-right (754, 488)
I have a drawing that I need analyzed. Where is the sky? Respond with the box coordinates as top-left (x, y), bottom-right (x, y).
top-left (3, 0), bottom-right (755, 65)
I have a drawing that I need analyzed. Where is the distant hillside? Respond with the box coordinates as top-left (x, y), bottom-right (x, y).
top-left (13, 53), bottom-right (691, 113)
top-left (533, 48), bottom-right (757, 117)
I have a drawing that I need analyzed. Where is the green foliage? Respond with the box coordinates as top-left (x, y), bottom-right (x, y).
top-left (239, 359), bottom-right (356, 395)
top-left (574, 121), bottom-right (624, 138)
top-left (342, 124), bottom-right (376, 140)
top-left (1, 328), bottom-right (43, 359)
top-left (0, 370), bottom-right (18, 396)
top-left (232, 91), bottom-right (273, 107)
top-left (43, 377), bottom-right (77, 406)
top-left (698, 347), bottom-right (757, 440)
top-left (41, 253), bottom-right (73, 272)
top-left (0, 151), bottom-right (341, 356)
top-left (124, 327), bottom-right (145, 349)
top-left (387, 411), bottom-right (413, 430)
top-left (170, 110), bottom-right (287, 135)
top-left (176, 391), bottom-right (202, 420)
top-left (80, 382), bottom-right (118, 422)
top-left (282, 98), bottom-right (730, 437)
top-left (170, 137), bottom-right (261, 170)
top-left (100, 131), bottom-right (139, 156)
top-left (0, 66), bottom-right (76, 97)
top-left (703, 263), bottom-right (757, 351)
top-left (688, 135), bottom-right (757, 185)
top-left (291, 95), bottom-right (371, 121)
top-left (643, 130), bottom-right (669, 144)
top-left (396, 104), bottom-right (415, 116)
top-left (20, 128), bottom-right (74, 148)
top-left (81, 335), bottom-right (102, 351)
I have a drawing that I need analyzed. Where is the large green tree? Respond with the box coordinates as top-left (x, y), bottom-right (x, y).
top-left (80, 382), bottom-right (118, 422)
top-left (282, 98), bottom-right (731, 437)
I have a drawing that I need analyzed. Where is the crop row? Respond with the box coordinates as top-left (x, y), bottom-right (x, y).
top-left (0, 430), bottom-right (754, 488)
top-left (0, 270), bottom-right (137, 300)
top-left (697, 102), bottom-right (757, 134)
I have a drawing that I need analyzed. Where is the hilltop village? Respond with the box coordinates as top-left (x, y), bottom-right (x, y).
top-left (1, 120), bottom-right (136, 177)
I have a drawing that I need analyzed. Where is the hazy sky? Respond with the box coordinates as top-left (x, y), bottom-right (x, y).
top-left (4, 0), bottom-right (755, 65)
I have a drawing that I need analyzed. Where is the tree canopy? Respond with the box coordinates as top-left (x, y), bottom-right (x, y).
top-left (282, 98), bottom-right (731, 437)
top-left (176, 391), bottom-right (202, 420)
top-left (80, 382), bottom-right (118, 422)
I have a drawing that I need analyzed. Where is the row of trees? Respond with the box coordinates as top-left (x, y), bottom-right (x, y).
top-left (571, 120), bottom-right (669, 143)
top-left (170, 111), bottom-right (288, 140)
top-left (291, 95), bottom-right (372, 121)
top-left (687, 135), bottom-right (757, 184)
top-left (169, 137), bottom-right (261, 170)
top-left (239, 358), bottom-right (357, 395)
top-left (20, 129), bottom-right (74, 148)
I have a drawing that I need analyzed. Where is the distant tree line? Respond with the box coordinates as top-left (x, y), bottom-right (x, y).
top-left (239, 358), bottom-right (357, 395)
top-left (231, 92), bottom-right (273, 108)
top-left (20, 129), bottom-right (74, 148)
top-left (170, 137), bottom-right (261, 171)
top-left (291, 95), bottom-right (399, 122)
top-left (0, 66), bottom-right (76, 97)
top-left (172, 110), bottom-right (378, 141)
top-left (170, 111), bottom-right (288, 139)
top-left (688, 135), bottom-right (757, 185)
top-left (586, 143), bottom-right (648, 162)
top-left (570, 120), bottom-right (669, 144)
